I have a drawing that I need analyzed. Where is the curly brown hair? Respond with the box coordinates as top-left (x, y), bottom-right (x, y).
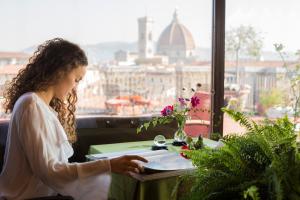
top-left (3, 38), bottom-right (88, 143)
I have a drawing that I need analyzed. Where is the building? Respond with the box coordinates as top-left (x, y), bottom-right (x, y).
top-left (138, 16), bottom-right (154, 59)
top-left (114, 50), bottom-right (138, 65)
top-left (175, 65), bottom-right (211, 98)
top-left (224, 61), bottom-right (287, 111)
top-left (157, 9), bottom-right (196, 64)
top-left (114, 9), bottom-right (197, 65)
top-left (0, 52), bottom-right (29, 66)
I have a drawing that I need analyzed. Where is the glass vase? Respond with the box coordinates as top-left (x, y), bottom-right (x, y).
top-left (173, 120), bottom-right (187, 144)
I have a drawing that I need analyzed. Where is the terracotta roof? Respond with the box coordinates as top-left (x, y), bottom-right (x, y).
top-left (106, 95), bottom-right (151, 106)
top-left (225, 60), bottom-right (288, 68)
top-left (0, 52), bottom-right (30, 59)
top-left (0, 64), bottom-right (24, 75)
top-left (191, 60), bottom-right (294, 68)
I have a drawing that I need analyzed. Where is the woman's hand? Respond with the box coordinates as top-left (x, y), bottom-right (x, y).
top-left (110, 155), bottom-right (148, 175)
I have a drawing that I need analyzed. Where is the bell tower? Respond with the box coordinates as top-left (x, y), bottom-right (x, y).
top-left (138, 16), bottom-right (154, 58)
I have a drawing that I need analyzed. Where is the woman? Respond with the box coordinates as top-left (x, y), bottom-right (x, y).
top-left (0, 38), bottom-right (147, 200)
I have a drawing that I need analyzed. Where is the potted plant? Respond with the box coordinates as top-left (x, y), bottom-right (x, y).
top-left (179, 108), bottom-right (300, 200)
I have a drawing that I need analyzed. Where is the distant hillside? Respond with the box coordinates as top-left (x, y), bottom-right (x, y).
top-left (22, 41), bottom-right (297, 64)
top-left (23, 41), bottom-right (137, 64)
top-left (83, 42), bottom-right (137, 64)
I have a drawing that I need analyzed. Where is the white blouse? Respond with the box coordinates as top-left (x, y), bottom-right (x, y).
top-left (0, 92), bottom-right (111, 200)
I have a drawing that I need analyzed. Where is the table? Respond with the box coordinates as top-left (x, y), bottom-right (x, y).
top-left (88, 139), bottom-right (218, 200)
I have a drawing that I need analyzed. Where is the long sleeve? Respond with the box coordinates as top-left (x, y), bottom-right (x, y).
top-left (17, 99), bottom-right (111, 199)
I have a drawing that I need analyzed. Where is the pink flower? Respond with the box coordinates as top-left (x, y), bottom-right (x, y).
top-left (161, 105), bottom-right (174, 116)
top-left (178, 97), bottom-right (187, 106)
top-left (191, 96), bottom-right (200, 108)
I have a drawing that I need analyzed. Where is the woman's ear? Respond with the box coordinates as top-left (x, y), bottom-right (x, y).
top-left (56, 70), bottom-right (67, 80)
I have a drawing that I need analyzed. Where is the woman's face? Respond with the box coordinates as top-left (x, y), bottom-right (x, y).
top-left (53, 66), bottom-right (86, 100)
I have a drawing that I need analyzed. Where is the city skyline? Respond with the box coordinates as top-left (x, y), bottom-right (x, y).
top-left (0, 0), bottom-right (300, 52)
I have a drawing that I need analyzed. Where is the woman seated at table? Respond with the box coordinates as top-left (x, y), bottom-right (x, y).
top-left (0, 38), bottom-right (148, 200)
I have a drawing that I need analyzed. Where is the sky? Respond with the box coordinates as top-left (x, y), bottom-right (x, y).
top-left (0, 0), bottom-right (299, 52)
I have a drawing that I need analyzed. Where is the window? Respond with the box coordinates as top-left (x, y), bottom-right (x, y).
top-left (223, 0), bottom-right (300, 135)
top-left (0, 0), bottom-right (213, 137)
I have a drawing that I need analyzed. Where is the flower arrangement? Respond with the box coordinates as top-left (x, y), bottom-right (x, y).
top-left (137, 87), bottom-right (202, 145)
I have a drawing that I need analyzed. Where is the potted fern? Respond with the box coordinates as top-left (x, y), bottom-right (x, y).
top-left (179, 108), bottom-right (300, 200)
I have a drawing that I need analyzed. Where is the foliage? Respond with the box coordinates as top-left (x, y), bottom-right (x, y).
top-left (180, 108), bottom-right (300, 200)
top-left (210, 132), bottom-right (222, 141)
top-left (226, 25), bottom-right (263, 83)
top-left (274, 43), bottom-right (300, 124)
top-left (136, 94), bottom-right (200, 134)
top-left (186, 135), bottom-right (204, 150)
top-left (243, 186), bottom-right (260, 200)
top-left (259, 88), bottom-right (284, 114)
top-left (226, 25), bottom-right (263, 60)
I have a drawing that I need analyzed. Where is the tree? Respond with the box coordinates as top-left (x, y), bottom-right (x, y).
top-left (226, 25), bottom-right (263, 84)
top-left (274, 44), bottom-right (300, 125)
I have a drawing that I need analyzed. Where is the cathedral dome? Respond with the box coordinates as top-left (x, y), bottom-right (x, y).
top-left (157, 10), bottom-right (196, 53)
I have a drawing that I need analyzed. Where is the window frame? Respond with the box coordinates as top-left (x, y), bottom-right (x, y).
top-left (210, 0), bottom-right (226, 136)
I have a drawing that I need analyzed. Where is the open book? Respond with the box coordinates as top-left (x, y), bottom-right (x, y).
top-left (88, 149), bottom-right (196, 181)
top-left (88, 149), bottom-right (194, 171)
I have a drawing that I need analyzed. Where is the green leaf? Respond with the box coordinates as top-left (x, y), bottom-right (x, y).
top-left (136, 127), bottom-right (142, 134)
top-left (243, 185), bottom-right (260, 200)
top-left (158, 118), bottom-right (165, 124)
top-left (152, 118), bottom-right (158, 127)
top-left (144, 122), bottom-right (150, 130)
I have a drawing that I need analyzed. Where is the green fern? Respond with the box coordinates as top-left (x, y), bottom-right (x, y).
top-left (179, 109), bottom-right (300, 200)
top-left (222, 107), bottom-right (258, 132)
top-left (244, 185), bottom-right (261, 200)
